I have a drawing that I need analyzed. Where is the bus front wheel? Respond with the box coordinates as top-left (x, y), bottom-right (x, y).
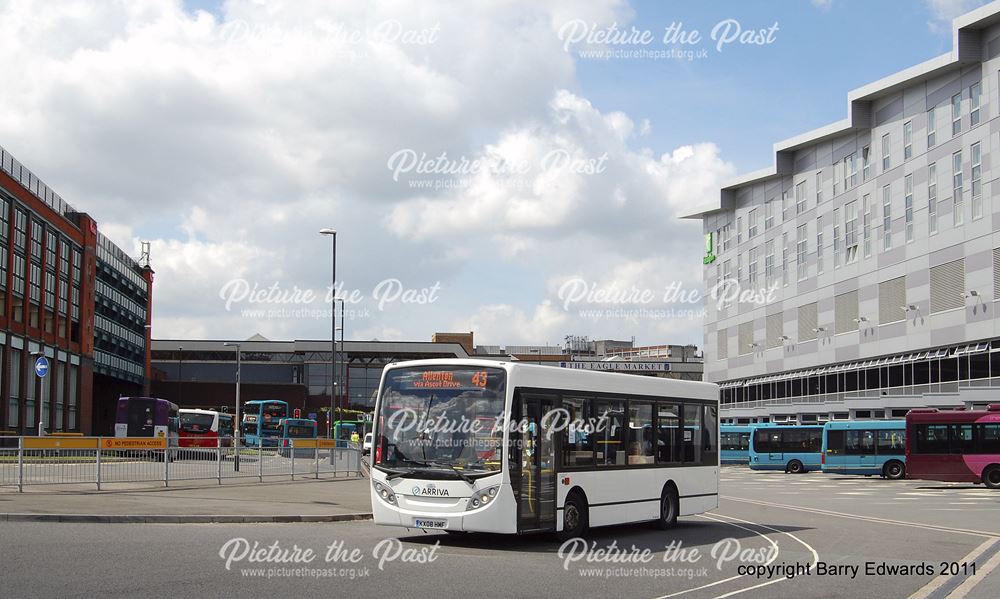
top-left (558, 492), bottom-right (589, 541)
top-left (883, 460), bottom-right (905, 480)
top-left (983, 466), bottom-right (1000, 489)
top-left (655, 486), bottom-right (679, 530)
top-left (786, 460), bottom-right (804, 474)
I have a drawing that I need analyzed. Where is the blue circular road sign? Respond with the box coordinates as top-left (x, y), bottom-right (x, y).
top-left (34, 356), bottom-right (49, 378)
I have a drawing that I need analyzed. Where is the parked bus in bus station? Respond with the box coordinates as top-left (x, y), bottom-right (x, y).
top-left (178, 409), bottom-right (234, 448)
top-left (370, 359), bottom-right (719, 538)
top-left (821, 420), bottom-right (906, 479)
top-left (720, 425), bottom-right (752, 464)
top-left (906, 404), bottom-right (1000, 489)
top-left (241, 400), bottom-right (288, 447)
top-left (748, 424), bottom-right (824, 473)
top-left (278, 417), bottom-right (318, 457)
top-left (114, 397), bottom-right (179, 443)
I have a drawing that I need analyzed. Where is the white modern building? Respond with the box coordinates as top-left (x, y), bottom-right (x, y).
top-left (687, 3), bottom-right (1000, 425)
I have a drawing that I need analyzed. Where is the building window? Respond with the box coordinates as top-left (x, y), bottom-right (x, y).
top-left (879, 277), bottom-right (906, 324)
top-left (970, 82), bottom-right (981, 126)
top-left (816, 171), bottom-right (823, 204)
top-left (882, 185), bottom-right (892, 250)
top-left (0, 197), bottom-right (8, 242)
top-left (861, 146), bottom-right (870, 181)
top-left (927, 107), bottom-right (936, 147)
top-left (817, 215), bottom-right (824, 274)
top-left (904, 174), bottom-right (913, 243)
top-left (12, 252), bottom-right (25, 297)
top-left (796, 224), bottom-right (807, 281)
top-left (781, 233), bottom-right (789, 287)
top-left (903, 121), bottom-right (912, 160)
top-left (737, 253), bottom-right (743, 286)
top-left (8, 349), bottom-right (19, 427)
top-left (972, 142), bottom-right (982, 220)
top-left (795, 181), bottom-right (806, 215)
top-left (748, 208), bottom-right (759, 238)
top-left (882, 133), bottom-right (891, 171)
top-left (798, 302), bottom-right (818, 342)
top-left (862, 194), bottom-right (872, 258)
top-left (748, 247), bottom-right (758, 288)
top-left (30, 220), bottom-right (42, 261)
top-left (953, 150), bottom-right (963, 226)
top-left (928, 163), bottom-right (938, 234)
top-left (845, 200), bottom-right (858, 263)
top-left (765, 240), bottom-right (774, 286)
top-left (833, 208), bottom-right (841, 267)
top-left (782, 190), bottom-right (790, 221)
top-left (930, 259), bottom-right (965, 313)
top-left (737, 216), bottom-right (743, 245)
top-left (14, 208), bottom-right (26, 250)
top-left (765, 199), bottom-right (775, 230)
top-left (952, 92), bottom-right (961, 135)
top-left (846, 152), bottom-right (857, 188)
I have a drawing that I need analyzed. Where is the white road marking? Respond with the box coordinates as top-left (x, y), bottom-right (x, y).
top-left (944, 539), bottom-right (1000, 598)
top-left (908, 538), bottom-right (999, 599)
top-left (653, 514), bottom-right (780, 599)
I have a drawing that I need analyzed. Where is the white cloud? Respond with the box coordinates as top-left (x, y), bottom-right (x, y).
top-left (810, 0), bottom-right (834, 12)
top-left (0, 0), bottom-right (730, 347)
top-left (926, 0), bottom-right (987, 33)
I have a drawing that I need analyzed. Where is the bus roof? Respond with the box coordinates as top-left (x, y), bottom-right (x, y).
top-left (279, 418), bottom-right (316, 426)
top-left (906, 407), bottom-right (1000, 423)
top-left (382, 358), bottom-right (718, 402)
top-left (720, 425), bottom-right (754, 433)
top-left (179, 408), bottom-right (223, 415)
top-left (243, 399), bottom-right (288, 405)
top-left (823, 420), bottom-right (905, 430)
top-left (746, 423), bottom-right (825, 430)
top-left (118, 397), bottom-right (179, 410)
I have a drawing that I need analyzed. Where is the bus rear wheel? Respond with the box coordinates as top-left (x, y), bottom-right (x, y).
top-left (883, 460), bottom-right (905, 480)
top-left (655, 486), bottom-right (679, 530)
top-left (983, 466), bottom-right (1000, 489)
top-left (786, 460), bottom-right (804, 474)
top-left (558, 493), bottom-right (588, 541)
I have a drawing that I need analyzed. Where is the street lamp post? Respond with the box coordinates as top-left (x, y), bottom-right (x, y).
top-left (177, 345), bottom-right (183, 404)
top-left (319, 228), bottom-right (337, 440)
top-left (223, 342), bottom-right (241, 471)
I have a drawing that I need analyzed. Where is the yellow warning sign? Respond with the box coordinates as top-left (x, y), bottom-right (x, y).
top-left (101, 438), bottom-right (168, 450)
top-left (22, 437), bottom-right (99, 449)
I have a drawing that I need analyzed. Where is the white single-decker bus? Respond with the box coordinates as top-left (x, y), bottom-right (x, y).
top-left (370, 359), bottom-right (719, 538)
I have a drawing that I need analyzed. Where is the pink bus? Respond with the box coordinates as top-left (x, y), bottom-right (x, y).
top-left (905, 404), bottom-right (1000, 489)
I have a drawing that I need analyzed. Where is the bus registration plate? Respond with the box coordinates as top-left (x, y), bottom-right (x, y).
top-left (414, 519), bottom-right (447, 529)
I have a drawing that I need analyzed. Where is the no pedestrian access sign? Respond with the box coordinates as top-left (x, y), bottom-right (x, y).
top-left (34, 356), bottom-right (49, 378)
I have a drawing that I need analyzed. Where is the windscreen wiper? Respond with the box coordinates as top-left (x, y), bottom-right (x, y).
top-left (428, 461), bottom-right (475, 484)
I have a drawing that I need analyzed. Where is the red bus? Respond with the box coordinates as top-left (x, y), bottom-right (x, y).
top-left (178, 409), bottom-right (235, 448)
top-left (905, 404), bottom-right (1000, 489)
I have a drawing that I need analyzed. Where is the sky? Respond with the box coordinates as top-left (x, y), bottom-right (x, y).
top-left (0, 0), bottom-right (989, 348)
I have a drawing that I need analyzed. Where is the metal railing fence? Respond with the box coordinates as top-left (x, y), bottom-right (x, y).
top-left (0, 437), bottom-right (364, 492)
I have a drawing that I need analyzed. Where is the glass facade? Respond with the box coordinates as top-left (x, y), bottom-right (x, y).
top-left (93, 233), bottom-right (149, 384)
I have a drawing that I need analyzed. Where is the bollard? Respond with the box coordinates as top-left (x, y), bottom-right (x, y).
top-left (96, 438), bottom-right (102, 491)
top-left (17, 436), bottom-right (23, 493)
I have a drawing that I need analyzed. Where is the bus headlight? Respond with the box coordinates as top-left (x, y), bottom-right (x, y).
top-left (373, 481), bottom-right (397, 505)
top-left (466, 485), bottom-right (500, 511)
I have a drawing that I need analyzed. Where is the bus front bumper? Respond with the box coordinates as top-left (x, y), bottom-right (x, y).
top-left (371, 484), bottom-right (516, 534)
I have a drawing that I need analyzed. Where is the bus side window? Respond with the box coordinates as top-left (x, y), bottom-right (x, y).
top-left (682, 404), bottom-right (702, 463)
top-left (656, 402), bottom-right (680, 464)
top-left (826, 430), bottom-right (845, 455)
top-left (701, 404), bottom-right (717, 466)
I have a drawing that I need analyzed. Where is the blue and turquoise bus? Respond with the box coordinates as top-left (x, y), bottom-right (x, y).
top-left (721, 425), bottom-right (753, 464)
top-left (749, 424), bottom-right (824, 473)
top-left (241, 400), bottom-right (289, 447)
top-left (821, 420), bottom-right (906, 479)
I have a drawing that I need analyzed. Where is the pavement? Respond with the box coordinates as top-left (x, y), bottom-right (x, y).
top-left (0, 476), bottom-right (373, 522)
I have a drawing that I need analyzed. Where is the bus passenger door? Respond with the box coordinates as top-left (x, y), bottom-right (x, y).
top-left (768, 431), bottom-right (783, 465)
top-left (514, 393), bottom-right (557, 533)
